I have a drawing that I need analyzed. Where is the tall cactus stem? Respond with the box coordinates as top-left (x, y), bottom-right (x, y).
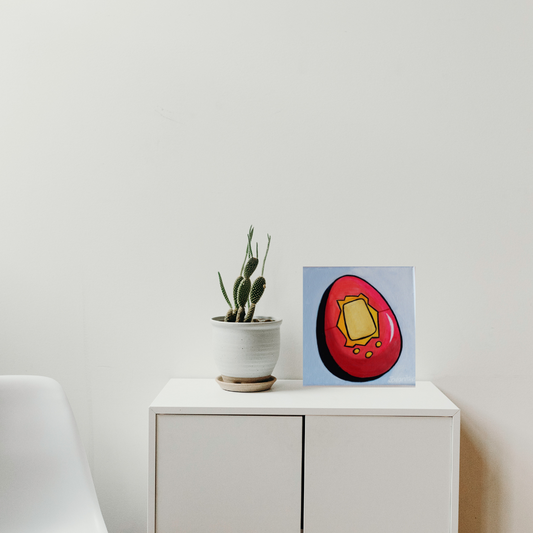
top-left (261, 234), bottom-right (271, 276)
top-left (218, 272), bottom-right (232, 309)
top-left (244, 304), bottom-right (256, 322)
top-left (239, 251), bottom-right (247, 277)
top-left (239, 226), bottom-right (254, 276)
top-left (246, 226), bottom-right (254, 259)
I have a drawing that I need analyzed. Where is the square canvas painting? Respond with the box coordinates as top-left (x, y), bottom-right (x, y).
top-left (303, 267), bottom-right (415, 386)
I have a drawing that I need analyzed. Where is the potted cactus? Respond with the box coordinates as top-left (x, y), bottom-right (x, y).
top-left (212, 226), bottom-right (282, 392)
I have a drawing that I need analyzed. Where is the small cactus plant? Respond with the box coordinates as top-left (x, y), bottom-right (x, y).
top-left (218, 226), bottom-right (271, 323)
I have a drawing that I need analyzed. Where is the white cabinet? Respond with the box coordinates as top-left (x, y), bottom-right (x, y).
top-left (304, 416), bottom-right (454, 533)
top-left (155, 415), bottom-right (302, 533)
top-left (149, 380), bottom-right (460, 533)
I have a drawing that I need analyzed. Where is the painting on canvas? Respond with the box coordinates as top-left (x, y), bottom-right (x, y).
top-left (303, 267), bottom-right (416, 386)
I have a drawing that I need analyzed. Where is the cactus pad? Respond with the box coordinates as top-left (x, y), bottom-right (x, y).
top-left (243, 257), bottom-right (259, 279)
top-left (237, 278), bottom-right (251, 308)
top-left (232, 276), bottom-right (243, 308)
top-left (250, 276), bottom-right (266, 304)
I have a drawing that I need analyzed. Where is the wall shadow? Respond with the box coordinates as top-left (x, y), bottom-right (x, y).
top-left (459, 421), bottom-right (503, 533)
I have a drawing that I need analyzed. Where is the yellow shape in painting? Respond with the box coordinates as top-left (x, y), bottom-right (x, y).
top-left (344, 299), bottom-right (376, 340)
top-left (337, 294), bottom-right (380, 347)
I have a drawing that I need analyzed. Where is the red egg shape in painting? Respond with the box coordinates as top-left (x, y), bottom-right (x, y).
top-left (316, 275), bottom-right (402, 381)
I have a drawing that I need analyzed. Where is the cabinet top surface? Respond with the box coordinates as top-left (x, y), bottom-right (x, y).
top-left (150, 380), bottom-right (459, 416)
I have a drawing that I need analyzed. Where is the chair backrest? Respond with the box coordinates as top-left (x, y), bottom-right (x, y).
top-left (0, 375), bottom-right (108, 533)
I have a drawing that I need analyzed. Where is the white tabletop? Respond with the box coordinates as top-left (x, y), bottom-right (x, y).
top-left (150, 379), bottom-right (459, 417)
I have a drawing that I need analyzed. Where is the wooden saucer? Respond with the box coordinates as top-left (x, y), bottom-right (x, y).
top-left (216, 375), bottom-right (277, 393)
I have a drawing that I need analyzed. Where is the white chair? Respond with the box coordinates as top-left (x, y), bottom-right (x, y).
top-left (0, 375), bottom-right (108, 533)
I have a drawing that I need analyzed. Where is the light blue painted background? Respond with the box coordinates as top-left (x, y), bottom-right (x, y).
top-left (303, 267), bottom-right (415, 386)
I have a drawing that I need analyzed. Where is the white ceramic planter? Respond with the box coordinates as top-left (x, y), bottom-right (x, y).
top-left (211, 316), bottom-right (282, 381)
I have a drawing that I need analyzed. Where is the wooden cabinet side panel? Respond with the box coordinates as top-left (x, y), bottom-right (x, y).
top-left (304, 415), bottom-right (454, 533)
top-left (156, 415), bottom-right (302, 533)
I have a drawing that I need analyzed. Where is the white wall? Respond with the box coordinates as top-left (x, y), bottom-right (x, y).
top-left (1, 1), bottom-right (532, 532)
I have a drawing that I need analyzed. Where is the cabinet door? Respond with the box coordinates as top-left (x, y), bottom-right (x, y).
top-left (304, 416), bottom-right (453, 533)
top-left (156, 415), bottom-right (302, 533)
